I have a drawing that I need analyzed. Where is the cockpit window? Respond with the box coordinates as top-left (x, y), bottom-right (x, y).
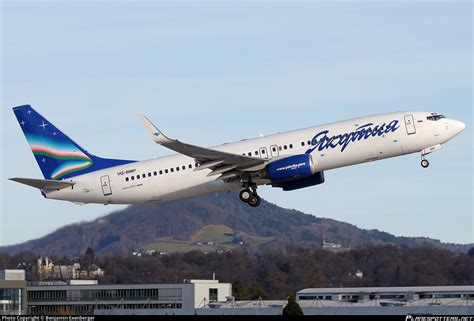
top-left (427, 115), bottom-right (446, 121)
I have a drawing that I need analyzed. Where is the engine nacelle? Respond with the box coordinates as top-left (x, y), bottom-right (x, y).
top-left (262, 154), bottom-right (317, 183)
top-left (273, 171), bottom-right (325, 191)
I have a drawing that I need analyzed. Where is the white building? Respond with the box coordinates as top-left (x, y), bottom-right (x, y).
top-left (0, 270), bottom-right (27, 315)
top-left (27, 279), bottom-right (231, 315)
top-left (183, 279), bottom-right (231, 308)
top-left (296, 286), bottom-right (474, 315)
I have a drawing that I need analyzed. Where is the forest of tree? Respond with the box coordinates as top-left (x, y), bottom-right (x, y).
top-left (1, 244), bottom-right (472, 299)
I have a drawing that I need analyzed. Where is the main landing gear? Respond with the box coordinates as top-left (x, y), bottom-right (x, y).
top-left (239, 185), bottom-right (261, 208)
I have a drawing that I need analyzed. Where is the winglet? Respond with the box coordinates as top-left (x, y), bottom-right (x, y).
top-left (139, 115), bottom-right (173, 145)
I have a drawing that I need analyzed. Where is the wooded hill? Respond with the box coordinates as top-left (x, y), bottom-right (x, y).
top-left (1, 192), bottom-right (471, 256)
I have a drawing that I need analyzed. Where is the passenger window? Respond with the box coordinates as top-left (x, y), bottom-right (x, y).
top-left (289, 144), bottom-right (293, 149)
top-left (170, 168), bottom-right (174, 173)
top-left (261, 149), bottom-right (266, 154)
top-left (189, 164), bottom-right (192, 169)
top-left (136, 175), bottom-right (140, 180)
top-left (165, 169), bottom-right (169, 174)
top-left (248, 152), bottom-right (251, 156)
top-left (278, 146), bottom-right (282, 151)
top-left (254, 151), bottom-right (258, 155)
top-left (272, 147), bottom-right (276, 152)
top-left (176, 167), bottom-right (179, 171)
top-left (126, 177), bottom-right (129, 182)
top-left (182, 166), bottom-right (185, 170)
top-left (307, 140), bottom-right (311, 145)
top-left (142, 174), bottom-right (146, 178)
top-left (131, 176), bottom-right (134, 181)
top-left (159, 170), bottom-right (163, 175)
top-left (148, 173), bottom-right (151, 177)
top-left (301, 142), bottom-right (305, 146)
top-left (153, 171), bottom-right (157, 176)
top-left (284, 145), bottom-right (287, 150)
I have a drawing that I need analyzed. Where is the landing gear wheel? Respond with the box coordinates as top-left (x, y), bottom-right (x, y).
top-left (239, 189), bottom-right (252, 203)
top-left (248, 195), bottom-right (261, 207)
top-left (240, 176), bottom-right (260, 207)
top-left (421, 159), bottom-right (429, 168)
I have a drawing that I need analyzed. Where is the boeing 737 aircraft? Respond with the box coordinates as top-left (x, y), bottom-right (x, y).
top-left (10, 105), bottom-right (465, 207)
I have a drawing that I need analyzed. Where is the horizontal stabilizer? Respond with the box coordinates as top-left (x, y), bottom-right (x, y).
top-left (9, 177), bottom-right (75, 190)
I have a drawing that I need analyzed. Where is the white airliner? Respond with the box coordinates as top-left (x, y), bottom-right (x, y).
top-left (10, 105), bottom-right (465, 207)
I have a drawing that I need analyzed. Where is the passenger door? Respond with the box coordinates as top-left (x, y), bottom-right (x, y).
top-left (100, 175), bottom-right (112, 196)
top-left (404, 115), bottom-right (416, 135)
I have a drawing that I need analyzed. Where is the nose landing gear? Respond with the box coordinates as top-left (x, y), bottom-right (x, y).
top-left (420, 144), bottom-right (442, 168)
top-left (421, 155), bottom-right (429, 168)
top-left (421, 159), bottom-right (429, 168)
top-left (239, 185), bottom-right (261, 207)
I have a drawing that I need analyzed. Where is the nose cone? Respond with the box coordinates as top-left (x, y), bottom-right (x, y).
top-left (451, 120), bottom-right (466, 135)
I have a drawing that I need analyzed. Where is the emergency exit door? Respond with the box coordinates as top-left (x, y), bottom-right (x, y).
top-left (100, 175), bottom-right (112, 196)
top-left (404, 115), bottom-right (416, 135)
top-left (259, 147), bottom-right (269, 159)
top-left (270, 145), bottom-right (279, 157)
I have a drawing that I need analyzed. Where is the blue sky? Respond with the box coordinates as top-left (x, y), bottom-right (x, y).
top-left (1, 1), bottom-right (472, 246)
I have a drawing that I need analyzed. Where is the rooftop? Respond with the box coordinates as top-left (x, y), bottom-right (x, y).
top-left (0, 269), bottom-right (25, 281)
top-left (297, 285), bottom-right (474, 294)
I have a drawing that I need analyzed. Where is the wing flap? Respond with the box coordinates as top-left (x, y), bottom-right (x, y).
top-left (217, 171), bottom-right (240, 180)
top-left (207, 164), bottom-right (239, 177)
top-left (194, 160), bottom-right (226, 171)
top-left (10, 177), bottom-right (75, 190)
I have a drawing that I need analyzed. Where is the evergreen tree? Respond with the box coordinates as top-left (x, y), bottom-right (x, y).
top-left (282, 294), bottom-right (304, 316)
top-left (232, 280), bottom-right (249, 300)
top-left (81, 247), bottom-right (95, 271)
top-left (248, 283), bottom-right (269, 300)
top-left (468, 247), bottom-right (474, 257)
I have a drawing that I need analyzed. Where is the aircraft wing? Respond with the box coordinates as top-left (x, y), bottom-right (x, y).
top-left (140, 115), bottom-right (267, 180)
top-left (9, 177), bottom-right (75, 190)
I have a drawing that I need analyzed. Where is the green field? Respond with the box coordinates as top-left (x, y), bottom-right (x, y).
top-left (143, 237), bottom-right (234, 253)
top-left (191, 225), bottom-right (234, 243)
top-left (142, 225), bottom-right (274, 253)
top-left (247, 235), bottom-right (276, 246)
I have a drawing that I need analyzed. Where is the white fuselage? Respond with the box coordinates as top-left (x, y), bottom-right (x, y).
top-left (44, 111), bottom-right (465, 205)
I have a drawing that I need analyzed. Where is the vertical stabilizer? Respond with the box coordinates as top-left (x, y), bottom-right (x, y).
top-left (13, 105), bottom-right (135, 180)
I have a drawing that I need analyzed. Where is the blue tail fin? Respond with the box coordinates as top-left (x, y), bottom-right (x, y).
top-left (13, 105), bottom-right (136, 180)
